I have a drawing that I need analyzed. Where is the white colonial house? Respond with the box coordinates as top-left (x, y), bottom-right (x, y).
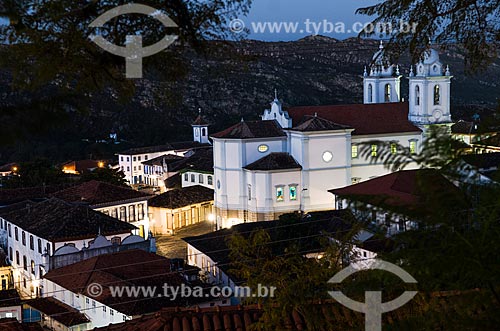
top-left (0, 198), bottom-right (143, 299)
top-left (41, 250), bottom-right (226, 329)
top-left (211, 45), bottom-right (453, 229)
top-left (117, 115), bottom-right (210, 185)
top-left (52, 180), bottom-right (151, 238)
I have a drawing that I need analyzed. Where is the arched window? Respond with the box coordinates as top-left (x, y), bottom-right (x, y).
top-left (434, 85), bottom-right (440, 105)
top-left (202, 128), bottom-right (206, 136)
top-left (415, 85), bottom-right (420, 106)
top-left (384, 84), bottom-right (391, 102)
top-left (368, 84), bottom-right (373, 103)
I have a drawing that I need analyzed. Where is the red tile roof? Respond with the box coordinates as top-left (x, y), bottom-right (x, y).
top-left (192, 115), bottom-right (209, 126)
top-left (1, 198), bottom-right (136, 241)
top-left (43, 250), bottom-right (198, 316)
top-left (52, 180), bottom-right (150, 206)
top-left (291, 115), bottom-right (352, 132)
top-left (211, 120), bottom-right (286, 139)
top-left (329, 169), bottom-right (468, 215)
top-left (148, 186), bottom-right (214, 209)
top-left (0, 318), bottom-right (43, 331)
top-left (287, 102), bottom-right (422, 135)
top-left (25, 297), bottom-right (90, 327)
top-left (92, 289), bottom-right (495, 331)
top-left (244, 153), bottom-right (302, 171)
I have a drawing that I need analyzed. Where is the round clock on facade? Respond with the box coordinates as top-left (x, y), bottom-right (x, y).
top-left (322, 151), bottom-right (333, 163)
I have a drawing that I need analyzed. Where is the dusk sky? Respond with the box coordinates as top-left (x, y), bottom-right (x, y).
top-left (241, 0), bottom-right (378, 41)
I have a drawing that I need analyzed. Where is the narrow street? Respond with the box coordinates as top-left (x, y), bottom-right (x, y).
top-left (154, 221), bottom-right (214, 259)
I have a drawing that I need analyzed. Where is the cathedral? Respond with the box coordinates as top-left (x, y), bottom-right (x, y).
top-left (211, 43), bottom-right (453, 229)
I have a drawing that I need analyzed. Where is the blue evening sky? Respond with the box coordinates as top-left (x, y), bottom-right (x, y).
top-left (1, 1), bottom-right (380, 40)
top-left (240, 0), bottom-right (379, 41)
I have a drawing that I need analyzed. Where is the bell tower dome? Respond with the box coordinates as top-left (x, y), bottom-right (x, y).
top-left (192, 109), bottom-right (210, 144)
top-left (363, 41), bottom-right (402, 104)
top-left (408, 49), bottom-right (452, 127)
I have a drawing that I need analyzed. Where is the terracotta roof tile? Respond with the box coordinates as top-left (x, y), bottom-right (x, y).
top-left (25, 297), bottom-right (89, 327)
top-left (92, 289), bottom-right (496, 331)
top-left (192, 115), bottom-right (209, 126)
top-left (120, 142), bottom-right (210, 155)
top-left (328, 169), bottom-right (468, 216)
top-left (0, 183), bottom-right (75, 205)
top-left (148, 186), bottom-right (214, 209)
top-left (52, 180), bottom-right (150, 206)
top-left (291, 115), bottom-right (352, 132)
top-left (44, 250), bottom-right (203, 316)
top-left (0, 318), bottom-right (43, 331)
top-left (211, 120), bottom-right (286, 139)
top-left (287, 102), bottom-right (421, 135)
top-left (244, 153), bottom-right (302, 171)
top-left (0, 198), bottom-right (135, 241)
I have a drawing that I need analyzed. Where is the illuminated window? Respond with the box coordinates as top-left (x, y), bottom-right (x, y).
top-left (371, 145), bottom-right (378, 157)
top-left (208, 176), bottom-right (213, 185)
top-left (368, 84), bottom-right (373, 103)
top-left (276, 187), bottom-right (284, 202)
top-left (258, 144), bottom-right (269, 153)
top-left (351, 145), bottom-right (358, 159)
top-left (289, 186), bottom-right (297, 201)
top-left (410, 140), bottom-right (417, 154)
top-left (390, 143), bottom-right (398, 154)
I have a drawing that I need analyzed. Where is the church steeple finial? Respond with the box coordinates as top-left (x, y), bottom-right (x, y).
top-left (274, 88), bottom-right (278, 101)
top-left (379, 40), bottom-right (384, 49)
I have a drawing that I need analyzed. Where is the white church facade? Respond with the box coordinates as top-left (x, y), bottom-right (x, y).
top-left (211, 44), bottom-right (453, 229)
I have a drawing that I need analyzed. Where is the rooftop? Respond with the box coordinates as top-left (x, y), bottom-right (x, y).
top-left (25, 297), bottom-right (89, 327)
top-left (43, 250), bottom-right (201, 316)
top-left (141, 154), bottom-right (185, 167)
top-left (183, 211), bottom-right (355, 275)
top-left (0, 289), bottom-right (21, 308)
top-left (0, 198), bottom-right (136, 241)
top-left (0, 318), bottom-right (43, 331)
top-left (192, 114), bottom-right (209, 126)
top-left (244, 153), bottom-right (302, 171)
top-left (52, 180), bottom-right (150, 206)
top-left (287, 102), bottom-right (422, 135)
top-left (211, 120), bottom-right (286, 139)
top-left (148, 186), bottom-right (214, 209)
top-left (329, 169), bottom-right (468, 217)
top-left (0, 183), bottom-right (75, 205)
top-left (291, 115), bottom-right (352, 132)
top-left (92, 289), bottom-right (496, 331)
top-left (451, 120), bottom-right (479, 134)
top-left (120, 142), bottom-right (210, 155)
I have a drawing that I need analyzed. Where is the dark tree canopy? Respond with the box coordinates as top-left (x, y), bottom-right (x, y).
top-left (0, 0), bottom-right (252, 142)
top-left (357, 0), bottom-right (500, 72)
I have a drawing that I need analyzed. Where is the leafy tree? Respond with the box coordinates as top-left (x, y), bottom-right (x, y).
top-left (357, 0), bottom-right (500, 72)
top-left (0, 0), bottom-right (252, 141)
top-left (79, 167), bottom-right (128, 187)
top-left (227, 220), bottom-right (367, 330)
top-left (358, 127), bottom-right (500, 305)
top-left (3, 158), bottom-right (67, 187)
